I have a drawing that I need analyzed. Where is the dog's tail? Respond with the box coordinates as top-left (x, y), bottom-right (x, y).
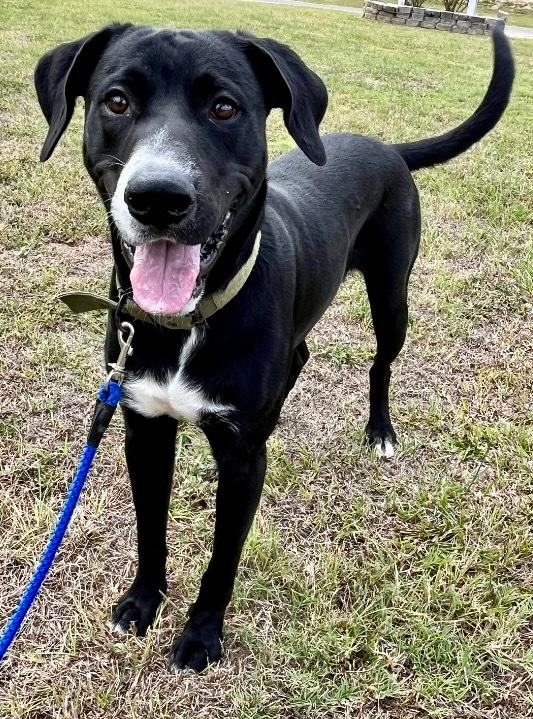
top-left (393, 26), bottom-right (514, 172)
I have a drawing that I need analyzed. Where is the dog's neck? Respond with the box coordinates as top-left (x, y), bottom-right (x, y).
top-left (110, 179), bottom-right (267, 309)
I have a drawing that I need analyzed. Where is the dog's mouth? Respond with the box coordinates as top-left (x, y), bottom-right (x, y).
top-left (121, 211), bottom-right (232, 315)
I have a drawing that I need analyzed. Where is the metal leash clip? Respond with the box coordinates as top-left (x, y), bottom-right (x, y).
top-left (107, 321), bottom-right (134, 383)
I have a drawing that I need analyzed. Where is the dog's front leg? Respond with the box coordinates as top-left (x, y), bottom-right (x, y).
top-left (169, 420), bottom-right (268, 672)
top-left (110, 407), bottom-right (178, 635)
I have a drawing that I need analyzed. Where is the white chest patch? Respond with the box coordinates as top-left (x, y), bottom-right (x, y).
top-left (122, 329), bottom-right (232, 424)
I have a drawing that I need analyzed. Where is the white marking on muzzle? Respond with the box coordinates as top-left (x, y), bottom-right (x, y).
top-left (110, 128), bottom-right (198, 246)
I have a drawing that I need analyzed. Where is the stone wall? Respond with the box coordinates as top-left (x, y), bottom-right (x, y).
top-left (363, 1), bottom-right (507, 34)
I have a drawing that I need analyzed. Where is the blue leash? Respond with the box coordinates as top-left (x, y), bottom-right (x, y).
top-left (0, 322), bottom-right (134, 661)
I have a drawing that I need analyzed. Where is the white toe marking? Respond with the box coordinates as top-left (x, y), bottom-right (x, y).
top-left (107, 620), bottom-right (127, 636)
top-left (373, 439), bottom-right (395, 459)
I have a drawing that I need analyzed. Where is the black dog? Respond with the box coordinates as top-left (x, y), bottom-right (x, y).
top-left (34, 24), bottom-right (513, 671)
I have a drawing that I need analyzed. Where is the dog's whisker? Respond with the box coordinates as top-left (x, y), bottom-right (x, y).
top-left (104, 153), bottom-right (126, 167)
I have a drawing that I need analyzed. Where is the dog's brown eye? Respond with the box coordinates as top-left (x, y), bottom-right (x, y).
top-left (106, 93), bottom-right (129, 115)
top-left (211, 99), bottom-right (238, 121)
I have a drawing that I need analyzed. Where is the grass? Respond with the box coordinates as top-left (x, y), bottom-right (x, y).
top-left (493, 5), bottom-right (533, 27)
top-left (0, 0), bottom-right (532, 716)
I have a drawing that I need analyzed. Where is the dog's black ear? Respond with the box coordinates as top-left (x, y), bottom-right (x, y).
top-left (34, 23), bottom-right (132, 162)
top-left (243, 35), bottom-right (328, 166)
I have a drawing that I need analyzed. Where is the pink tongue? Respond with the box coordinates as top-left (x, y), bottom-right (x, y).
top-left (130, 241), bottom-right (201, 314)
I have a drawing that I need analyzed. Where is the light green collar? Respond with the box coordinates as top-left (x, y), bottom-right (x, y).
top-left (60, 231), bottom-right (261, 330)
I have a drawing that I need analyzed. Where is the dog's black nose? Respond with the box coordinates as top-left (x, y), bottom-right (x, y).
top-left (125, 176), bottom-right (195, 228)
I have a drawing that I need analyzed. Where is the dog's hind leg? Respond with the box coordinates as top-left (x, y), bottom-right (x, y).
top-left (363, 270), bottom-right (408, 457)
top-left (357, 202), bottom-right (420, 458)
top-left (284, 340), bottom-right (310, 398)
top-left (109, 408), bottom-right (178, 635)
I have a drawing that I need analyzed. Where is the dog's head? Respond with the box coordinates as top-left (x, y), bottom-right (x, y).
top-left (34, 24), bottom-right (328, 315)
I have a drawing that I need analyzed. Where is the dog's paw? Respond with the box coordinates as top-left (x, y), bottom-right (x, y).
top-left (366, 422), bottom-right (397, 459)
top-left (169, 611), bottom-right (223, 673)
top-left (109, 580), bottom-right (166, 636)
